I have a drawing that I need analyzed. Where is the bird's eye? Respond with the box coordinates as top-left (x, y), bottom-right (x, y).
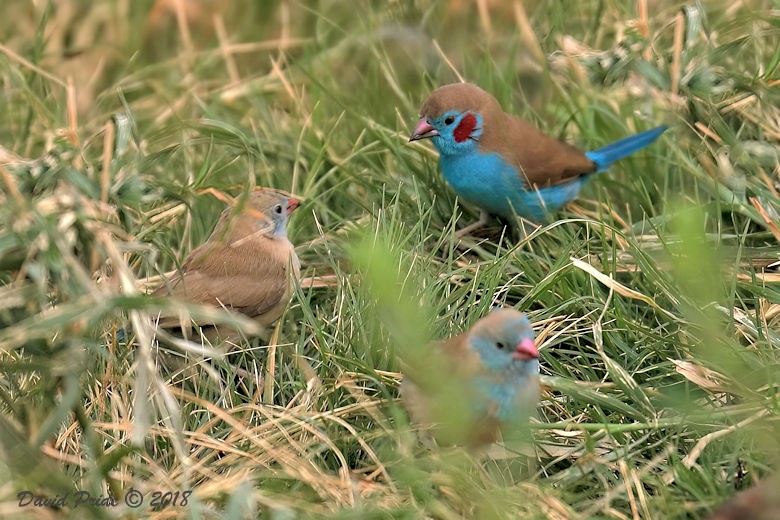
top-left (274, 204), bottom-right (283, 214)
top-left (496, 342), bottom-right (505, 350)
top-left (444, 115), bottom-right (455, 125)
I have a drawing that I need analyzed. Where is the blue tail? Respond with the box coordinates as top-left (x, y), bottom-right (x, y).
top-left (585, 125), bottom-right (668, 171)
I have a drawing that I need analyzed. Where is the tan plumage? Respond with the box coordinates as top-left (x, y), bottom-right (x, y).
top-left (418, 82), bottom-right (597, 188)
top-left (402, 330), bottom-right (496, 447)
top-left (154, 189), bottom-right (300, 335)
top-left (707, 476), bottom-right (780, 520)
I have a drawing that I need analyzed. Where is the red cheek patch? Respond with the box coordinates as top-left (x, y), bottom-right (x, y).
top-left (453, 113), bottom-right (477, 143)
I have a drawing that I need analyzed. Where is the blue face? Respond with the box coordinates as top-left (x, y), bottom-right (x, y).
top-left (467, 312), bottom-right (539, 422)
top-left (429, 110), bottom-right (484, 157)
top-left (468, 314), bottom-right (538, 375)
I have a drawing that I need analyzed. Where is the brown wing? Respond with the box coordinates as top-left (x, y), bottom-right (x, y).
top-left (156, 234), bottom-right (297, 326)
top-left (401, 333), bottom-right (504, 448)
top-left (479, 111), bottom-right (597, 188)
top-left (169, 267), bottom-right (287, 317)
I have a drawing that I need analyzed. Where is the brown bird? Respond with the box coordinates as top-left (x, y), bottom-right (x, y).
top-left (154, 188), bottom-right (300, 338)
top-left (707, 476), bottom-right (780, 520)
top-left (401, 308), bottom-right (539, 449)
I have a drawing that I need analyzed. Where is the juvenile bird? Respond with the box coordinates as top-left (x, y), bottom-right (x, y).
top-left (402, 308), bottom-right (539, 449)
top-left (410, 82), bottom-right (667, 233)
top-left (154, 188), bottom-right (300, 338)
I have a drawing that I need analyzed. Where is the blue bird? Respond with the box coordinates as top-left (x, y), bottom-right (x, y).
top-left (401, 308), bottom-right (539, 448)
top-left (409, 83), bottom-right (667, 234)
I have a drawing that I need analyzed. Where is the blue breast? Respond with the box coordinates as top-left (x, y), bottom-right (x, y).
top-left (473, 377), bottom-right (518, 421)
top-left (473, 363), bottom-right (538, 422)
top-left (440, 152), bottom-right (586, 222)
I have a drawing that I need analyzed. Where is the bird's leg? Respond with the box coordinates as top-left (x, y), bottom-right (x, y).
top-left (455, 209), bottom-right (490, 238)
top-left (516, 218), bottom-right (541, 241)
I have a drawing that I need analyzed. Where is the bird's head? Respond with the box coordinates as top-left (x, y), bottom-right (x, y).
top-left (244, 189), bottom-right (299, 238)
top-left (466, 308), bottom-right (538, 374)
top-left (409, 83), bottom-right (500, 156)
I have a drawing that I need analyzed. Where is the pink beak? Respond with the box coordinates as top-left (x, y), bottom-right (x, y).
top-left (512, 338), bottom-right (538, 361)
top-left (409, 117), bottom-right (438, 141)
top-left (287, 198), bottom-right (299, 214)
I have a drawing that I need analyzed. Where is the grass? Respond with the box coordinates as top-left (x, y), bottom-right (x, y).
top-left (1, 0), bottom-right (779, 518)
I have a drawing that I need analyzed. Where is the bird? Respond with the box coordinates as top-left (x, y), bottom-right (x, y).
top-left (401, 308), bottom-right (540, 449)
top-left (154, 188), bottom-right (301, 339)
top-left (707, 476), bottom-right (780, 520)
top-left (409, 82), bottom-right (667, 234)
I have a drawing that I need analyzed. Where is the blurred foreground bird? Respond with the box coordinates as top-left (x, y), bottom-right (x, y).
top-left (410, 82), bottom-right (667, 234)
top-left (707, 476), bottom-right (780, 520)
top-left (154, 189), bottom-right (300, 339)
top-left (402, 308), bottom-right (539, 449)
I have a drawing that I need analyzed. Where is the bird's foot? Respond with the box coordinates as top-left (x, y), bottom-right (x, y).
top-left (455, 209), bottom-right (490, 239)
top-left (516, 218), bottom-right (541, 241)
